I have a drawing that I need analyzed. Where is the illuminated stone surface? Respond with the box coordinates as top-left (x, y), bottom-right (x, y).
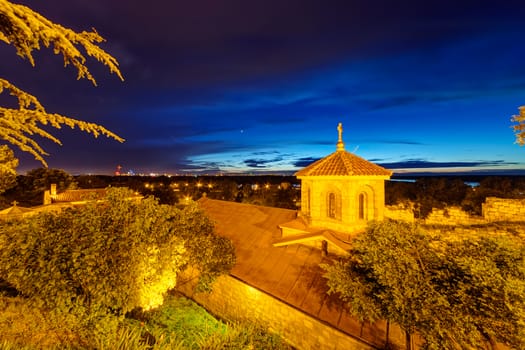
top-left (290, 123), bottom-right (392, 238)
top-left (188, 125), bottom-right (402, 349)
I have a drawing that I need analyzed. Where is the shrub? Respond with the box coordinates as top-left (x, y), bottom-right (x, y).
top-left (0, 187), bottom-right (236, 345)
top-left (0, 188), bottom-right (187, 315)
top-left (323, 221), bottom-right (525, 350)
top-left (172, 202), bottom-right (236, 292)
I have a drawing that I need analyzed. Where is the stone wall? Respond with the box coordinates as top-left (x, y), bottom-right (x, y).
top-left (385, 197), bottom-right (525, 225)
top-left (177, 273), bottom-right (399, 350)
top-left (483, 197), bottom-right (525, 222)
top-left (422, 222), bottom-right (525, 241)
top-left (384, 204), bottom-right (415, 223)
top-left (424, 207), bottom-right (485, 226)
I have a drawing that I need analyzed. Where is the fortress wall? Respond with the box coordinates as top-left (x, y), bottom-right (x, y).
top-left (177, 273), bottom-right (393, 350)
top-left (386, 197), bottom-right (525, 226)
top-left (482, 197), bottom-right (525, 222)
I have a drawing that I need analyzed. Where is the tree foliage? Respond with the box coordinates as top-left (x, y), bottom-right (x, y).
top-left (5, 167), bottom-right (74, 206)
top-left (443, 237), bottom-right (525, 348)
top-left (322, 221), bottom-right (525, 350)
top-left (386, 176), bottom-right (525, 217)
top-left (0, 188), bottom-right (183, 315)
top-left (172, 201), bottom-right (236, 291)
top-left (0, 188), bottom-right (235, 318)
top-left (0, 144), bottom-right (17, 194)
top-left (386, 178), bottom-right (470, 218)
top-left (323, 221), bottom-right (446, 349)
top-left (512, 106), bottom-right (525, 146)
top-left (0, 0), bottom-right (124, 165)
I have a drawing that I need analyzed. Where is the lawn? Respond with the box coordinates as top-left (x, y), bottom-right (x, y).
top-left (0, 290), bottom-right (292, 350)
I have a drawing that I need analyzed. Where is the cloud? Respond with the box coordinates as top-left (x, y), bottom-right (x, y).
top-left (243, 156), bottom-right (284, 168)
top-left (357, 139), bottom-right (426, 146)
top-left (251, 150), bottom-right (280, 156)
top-left (379, 159), bottom-right (519, 169)
top-left (360, 96), bottom-right (421, 110)
top-left (293, 157), bottom-right (321, 168)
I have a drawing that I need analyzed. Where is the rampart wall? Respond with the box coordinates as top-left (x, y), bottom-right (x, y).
top-left (177, 273), bottom-right (406, 350)
top-left (385, 197), bottom-right (525, 226)
top-left (482, 197), bottom-right (525, 222)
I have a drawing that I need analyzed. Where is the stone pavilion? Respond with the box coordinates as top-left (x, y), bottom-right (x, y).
top-left (275, 123), bottom-right (392, 255)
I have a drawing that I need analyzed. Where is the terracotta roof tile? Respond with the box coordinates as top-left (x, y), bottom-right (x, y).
top-left (295, 150), bottom-right (392, 177)
top-left (52, 189), bottom-right (107, 203)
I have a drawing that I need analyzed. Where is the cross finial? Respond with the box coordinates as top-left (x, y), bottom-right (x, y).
top-left (11, 200), bottom-right (18, 207)
top-left (336, 122), bottom-right (345, 151)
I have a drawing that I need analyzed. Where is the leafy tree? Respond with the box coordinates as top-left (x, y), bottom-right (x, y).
top-left (0, 188), bottom-right (235, 316)
top-left (172, 201), bottom-right (236, 291)
top-left (75, 174), bottom-right (111, 189)
top-left (385, 180), bottom-right (417, 206)
top-left (0, 188), bottom-right (184, 316)
top-left (323, 221), bottom-right (447, 350)
top-left (0, 0), bottom-right (124, 165)
top-left (512, 106), bottom-right (525, 145)
top-left (141, 184), bottom-right (179, 205)
top-left (437, 236), bottom-right (525, 349)
top-left (273, 187), bottom-right (298, 209)
top-left (322, 221), bottom-right (525, 350)
top-left (9, 167), bottom-right (74, 206)
top-left (413, 178), bottom-right (469, 218)
top-left (24, 167), bottom-right (74, 192)
top-left (385, 178), bottom-right (471, 217)
top-left (215, 179), bottom-right (239, 201)
top-left (461, 176), bottom-right (525, 215)
top-left (0, 144), bottom-right (17, 194)
top-left (477, 176), bottom-right (525, 199)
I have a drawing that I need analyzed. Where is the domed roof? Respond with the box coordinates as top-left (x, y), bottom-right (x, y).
top-left (295, 123), bottom-right (392, 177)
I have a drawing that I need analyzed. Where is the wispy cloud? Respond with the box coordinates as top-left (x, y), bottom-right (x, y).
top-left (293, 156), bottom-right (321, 168)
top-left (243, 156), bottom-right (284, 168)
top-left (379, 159), bottom-right (518, 169)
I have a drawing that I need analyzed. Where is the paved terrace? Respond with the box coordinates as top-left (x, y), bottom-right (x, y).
top-left (198, 197), bottom-right (393, 348)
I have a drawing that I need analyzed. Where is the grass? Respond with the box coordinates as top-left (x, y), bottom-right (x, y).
top-left (0, 291), bottom-right (292, 350)
top-left (121, 293), bottom-right (293, 349)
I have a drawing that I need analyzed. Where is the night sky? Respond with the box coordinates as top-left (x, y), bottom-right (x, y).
top-left (3, 0), bottom-right (525, 175)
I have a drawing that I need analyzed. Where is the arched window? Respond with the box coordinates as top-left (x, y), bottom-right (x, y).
top-left (307, 188), bottom-right (311, 214)
top-left (328, 192), bottom-right (336, 218)
top-left (358, 193), bottom-right (366, 220)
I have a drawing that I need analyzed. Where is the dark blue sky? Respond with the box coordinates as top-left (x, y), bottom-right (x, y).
top-left (3, 0), bottom-right (525, 175)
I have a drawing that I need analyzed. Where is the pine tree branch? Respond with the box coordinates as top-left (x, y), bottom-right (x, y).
top-left (512, 107), bottom-right (525, 146)
top-left (0, 78), bottom-right (124, 167)
top-left (0, 0), bottom-right (123, 85)
top-left (0, 0), bottom-right (125, 166)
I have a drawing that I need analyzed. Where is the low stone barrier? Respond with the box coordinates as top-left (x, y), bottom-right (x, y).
top-left (483, 197), bottom-right (525, 222)
top-left (386, 197), bottom-right (525, 226)
top-left (177, 273), bottom-right (389, 350)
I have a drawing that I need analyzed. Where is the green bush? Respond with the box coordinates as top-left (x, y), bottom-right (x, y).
top-left (323, 221), bottom-right (525, 350)
top-left (171, 202), bottom-right (236, 292)
top-left (123, 293), bottom-right (292, 350)
top-left (0, 292), bottom-right (291, 350)
top-left (0, 188), bottom-right (187, 315)
top-left (0, 187), bottom-right (236, 347)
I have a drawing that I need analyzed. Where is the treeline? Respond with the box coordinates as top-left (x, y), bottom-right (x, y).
top-left (3, 169), bottom-right (524, 217)
top-left (0, 169), bottom-right (300, 209)
top-left (386, 176), bottom-right (525, 217)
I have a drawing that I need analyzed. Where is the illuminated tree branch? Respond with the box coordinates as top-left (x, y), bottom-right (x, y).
top-left (0, 0), bottom-right (123, 84)
top-left (0, 0), bottom-right (124, 166)
top-left (512, 106), bottom-right (525, 146)
top-left (0, 79), bottom-right (124, 166)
